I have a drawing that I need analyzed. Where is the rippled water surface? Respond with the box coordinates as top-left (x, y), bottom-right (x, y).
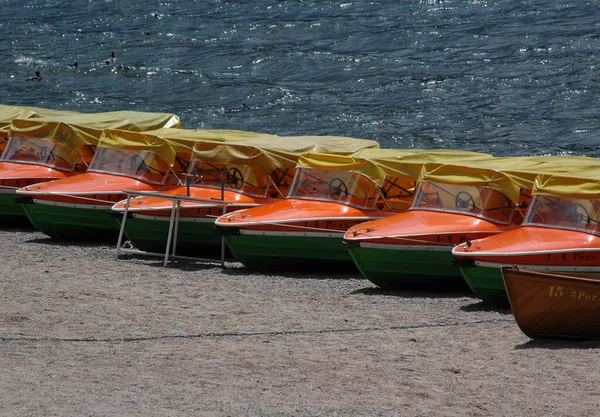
top-left (3, 0), bottom-right (600, 156)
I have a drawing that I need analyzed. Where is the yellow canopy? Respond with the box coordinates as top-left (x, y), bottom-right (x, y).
top-left (534, 167), bottom-right (600, 199)
top-left (99, 128), bottom-right (275, 167)
top-left (191, 135), bottom-right (380, 174)
top-left (0, 104), bottom-right (78, 134)
top-left (9, 110), bottom-right (182, 151)
top-left (297, 148), bottom-right (492, 186)
top-left (418, 156), bottom-right (600, 203)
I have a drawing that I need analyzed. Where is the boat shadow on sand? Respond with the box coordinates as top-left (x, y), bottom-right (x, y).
top-left (24, 234), bottom-right (116, 249)
top-left (459, 300), bottom-right (512, 315)
top-left (0, 221), bottom-right (38, 231)
top-left (515, 338), bottom-right (600, 350)
top-left (221, 263), bottom-right (364, 280)
top-left (351, 284), bottom-right (476, 300)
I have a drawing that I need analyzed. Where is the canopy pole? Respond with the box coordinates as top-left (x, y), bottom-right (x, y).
top-left (164, 199), bottom-right (178, 266)
top-left (172, 200), bottom-right (181, 257)
top-left (186, 173), bottom-right (192, 196)
top-left (220, 178), bottom-right (226, 266)
top-left (116, 195), bottom-right (132, 259)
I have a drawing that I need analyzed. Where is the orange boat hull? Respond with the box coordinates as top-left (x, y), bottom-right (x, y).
top-left (453, 227), bottom-right (600, 307)
top-left (453, 226), bottom-right (600, 268)
top-left (215, 198), bottom-right (393, 269)
top-left (0, 161), bottom-right (77, 221)
top-left (343, 210), bottom-right (513, 289)
top-left (17, 172), bottom-right (175, 240)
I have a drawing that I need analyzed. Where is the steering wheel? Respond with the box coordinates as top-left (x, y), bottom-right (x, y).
top-left (39, 146), bottom-right (55, 162)
top-left (455, 191), bottom-right (476, 210)
top-left (225, 167), bottom-right (244, 188)
top-left (567, 203), bottom-right (591, 224)
top-left (329, 177), bottom-right (349, 197)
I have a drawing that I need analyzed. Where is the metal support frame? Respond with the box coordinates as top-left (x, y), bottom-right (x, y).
top-left (115, 188), bottom-right (229, 266)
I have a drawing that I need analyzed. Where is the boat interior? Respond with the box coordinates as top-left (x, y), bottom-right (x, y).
top-left (1, 135), bottom-right (96, 173)
top-left (412, 181), bottom-right (531, 225)
top-left (524, 194), bottom-right (600, 235)
top-left (184, 160), bottom-right (294, 198)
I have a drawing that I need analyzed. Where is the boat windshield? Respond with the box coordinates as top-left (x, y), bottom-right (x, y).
top-left (0, 134), bottom-right (8, 154)
top-left (523, 195), bottom-right (600, 236)
top-left (184, 160), bottom-right (272, 198)
top-left (0, 135), bottom-right (78, 172)
top-left (287, 167), bottom-right (381, 209)
top-left (411, 182), bottom-right (517, 224)
top-left (380, 175), bottom-right (417, 211)
top-left (87, 147), bottom-right (170, 184)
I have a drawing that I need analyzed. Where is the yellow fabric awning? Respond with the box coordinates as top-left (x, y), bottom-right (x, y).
top-left (191, 135), bottom-right (380, 174)
top-left (297, 148), bottom-right (492, 186)
top-left (9, 110), bottom-right (182, 151)
top-left (534, 167), bottom-right (600, 199)
top-left (419, 155), bottom-right (600, 202)
top-left (0, 104), bottom-right (79, 135)
top-left (99, 128), bottom-right (276, 167)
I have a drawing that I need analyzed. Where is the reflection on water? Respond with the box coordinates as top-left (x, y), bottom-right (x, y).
top-left (4, 0), bottom-right (600, 157)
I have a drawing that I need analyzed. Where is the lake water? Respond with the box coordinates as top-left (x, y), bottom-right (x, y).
top-left (3, 0), bottom-right (600, 156)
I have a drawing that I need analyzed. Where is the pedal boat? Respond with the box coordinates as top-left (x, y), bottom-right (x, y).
top-left (453, 167), bottom-right (600, 307)
top-left (344, 156), bottom-right (600, 290)
top-left (215, 149), bottom-right (491, 270)
top-left (110, 135), bottom-right (378, 258)
top-left (16, 128), bottom-right (262, 241)
top-left (502, 267), bottom-right (600, 340)
top-left (0, 110), bottom-right (180, 222)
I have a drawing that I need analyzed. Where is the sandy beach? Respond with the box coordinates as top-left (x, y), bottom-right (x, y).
top-left (0, 226), bottom-right (598, 417)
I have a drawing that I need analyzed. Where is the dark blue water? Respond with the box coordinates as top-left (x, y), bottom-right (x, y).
top-left (3, 0), bottom-right (600, 156)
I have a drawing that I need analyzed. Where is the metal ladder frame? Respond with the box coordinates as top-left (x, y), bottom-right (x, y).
top-left (115, 185), bottom-right (229, 266)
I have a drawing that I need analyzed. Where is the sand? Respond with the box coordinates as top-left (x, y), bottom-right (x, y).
top-left (0, 227), bottom-right (598, 417)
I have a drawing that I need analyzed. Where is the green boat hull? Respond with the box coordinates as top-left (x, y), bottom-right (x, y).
top-left (348, 245), bottom-right (466, 289)
top-left (0, 190), bottom-right (29, 222)
top-left (460, 265), bottom-right (509, 308)
top-left (22, 202), bottom-right (120, 241)
top-left (224, 232), bottom-right (356, 271)
top-left (121, 216), bottom-right (226, 258)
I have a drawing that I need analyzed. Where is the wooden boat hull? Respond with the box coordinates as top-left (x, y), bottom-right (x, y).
top-left (17, 172), bottom-right (169, 241)
top-left (344, 211), bottom-right (507, 289)
top-left (502, 267), bottom-right (600, 340)
top-left (454, 227), bottom-right (600, 307)
top-left (215, 199), bottom-right (387, 270)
